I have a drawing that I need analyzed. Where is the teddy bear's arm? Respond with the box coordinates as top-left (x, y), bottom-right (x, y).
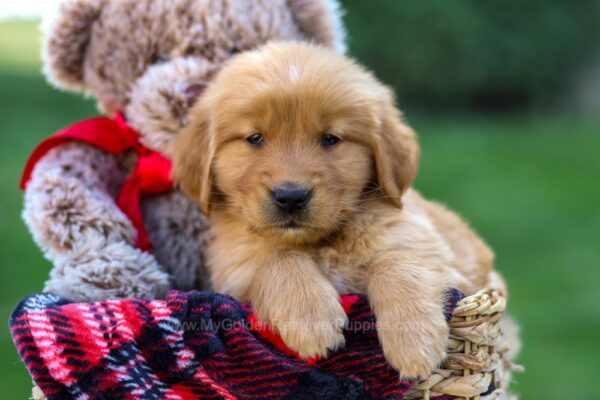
top-left (23, 142), bottom-right (170, 301)
top-left (23, 142), bottom-right (135, 256)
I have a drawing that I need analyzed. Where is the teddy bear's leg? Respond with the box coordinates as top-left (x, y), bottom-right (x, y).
top-left (45, 239), bottom-right (170, 301)
top-left (23, 142), bottom-right (170, 301)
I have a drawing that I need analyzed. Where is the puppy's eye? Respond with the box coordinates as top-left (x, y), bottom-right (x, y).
top-left (246, 133), bottom-right (264, 146)
top-left (320, 133), bottom-right (340, 148)
top-left (229, 47), bottom-right (241, 56)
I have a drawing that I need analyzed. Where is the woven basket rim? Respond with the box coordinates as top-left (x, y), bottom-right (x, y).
top-left (407, 288), bottom-right (522, 400)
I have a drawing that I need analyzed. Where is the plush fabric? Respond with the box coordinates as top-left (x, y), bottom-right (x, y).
top-left (21, 114), bottom-right (172, 251)
top-left (11, 290), bottom-right (463, 400)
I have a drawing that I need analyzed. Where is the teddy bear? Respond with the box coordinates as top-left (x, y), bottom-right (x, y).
top-left (22, 0), bottom-right (347, 302)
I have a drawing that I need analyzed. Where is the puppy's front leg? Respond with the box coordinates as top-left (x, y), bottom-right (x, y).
top-left (249, 251), bottom-right (347, 358)
top-left (367, 251), bottom-right (449, 378)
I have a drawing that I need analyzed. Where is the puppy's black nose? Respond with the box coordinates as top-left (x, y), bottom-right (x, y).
top-left (272, 183), bottom-right (312, 214)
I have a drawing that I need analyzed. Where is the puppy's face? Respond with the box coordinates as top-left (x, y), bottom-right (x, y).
top-left (210, 86), bottom-right (374, 243)
top-left (174, 43), bottom-right (419, 244)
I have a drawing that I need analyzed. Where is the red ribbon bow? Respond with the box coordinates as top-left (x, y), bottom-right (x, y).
top-left (20, 113), bottom-right (173, 251)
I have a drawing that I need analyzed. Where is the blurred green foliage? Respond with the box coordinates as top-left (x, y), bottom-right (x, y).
top-left (342, 0), bottom-right (600, 109)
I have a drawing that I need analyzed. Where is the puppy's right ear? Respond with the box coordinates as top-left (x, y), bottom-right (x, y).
top-left (172, 104), bottom-right (214, 215)
top-left (43, 0), bottom-right (103, 91)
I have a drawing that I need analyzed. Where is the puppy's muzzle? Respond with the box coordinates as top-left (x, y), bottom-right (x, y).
top-left (271, 183), bottom-right (312, 215)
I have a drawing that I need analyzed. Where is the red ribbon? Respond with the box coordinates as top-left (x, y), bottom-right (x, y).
top-left (20, 113), bottom-right (173, 251)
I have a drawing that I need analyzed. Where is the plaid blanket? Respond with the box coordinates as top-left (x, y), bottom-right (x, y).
top-left (10, 290), bottom-right (462, 400)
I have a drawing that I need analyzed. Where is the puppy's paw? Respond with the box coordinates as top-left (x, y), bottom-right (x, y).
top-left (279, 299), bottom-right (347, 358)
top-left (378, 310), bottom-right (449, 379)
top-left (266, 294), bottom-right (348, 359)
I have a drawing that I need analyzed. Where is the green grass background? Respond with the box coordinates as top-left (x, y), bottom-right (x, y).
top-left (0, 20), bottom-right (599, 399)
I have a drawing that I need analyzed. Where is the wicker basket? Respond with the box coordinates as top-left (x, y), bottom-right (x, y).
top-left (406, 289), bottom-right (522, 400)
top-left (31, 289), bottom-right (520, 400)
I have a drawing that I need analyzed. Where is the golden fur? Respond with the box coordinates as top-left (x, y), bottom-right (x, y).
top-left (173, 42), bottom-right (502, 377)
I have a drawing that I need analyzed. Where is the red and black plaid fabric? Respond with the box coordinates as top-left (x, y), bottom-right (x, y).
top-left (10, 290), bottom-right (463, 400)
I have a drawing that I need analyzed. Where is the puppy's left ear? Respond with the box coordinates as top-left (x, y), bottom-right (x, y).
top-left (372, 96), bottom-right (420, 209)
top-left (172, 103), bottom-right (214, 215)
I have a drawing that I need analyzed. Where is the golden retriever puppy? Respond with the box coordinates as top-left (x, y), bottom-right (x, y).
top-left (173, 42), bottom-right (502, 377)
